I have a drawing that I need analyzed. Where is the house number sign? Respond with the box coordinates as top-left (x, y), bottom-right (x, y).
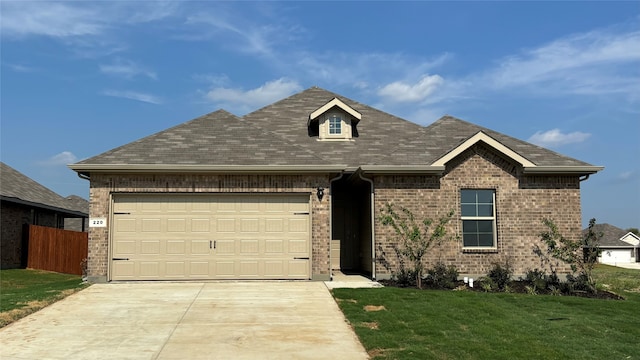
top-left (89, 218), bottom-right (107, 227)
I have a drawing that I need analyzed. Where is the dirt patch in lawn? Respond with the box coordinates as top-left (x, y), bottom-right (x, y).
top-left (0, 289), bottom-right (80, 328)
top-left (360, 321), bottom-right (379, 330)
top-left (364, 305), bottom-right (386, 312)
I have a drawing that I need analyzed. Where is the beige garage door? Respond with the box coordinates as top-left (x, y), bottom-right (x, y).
top-left (110, 194), bottom-right (311, 280)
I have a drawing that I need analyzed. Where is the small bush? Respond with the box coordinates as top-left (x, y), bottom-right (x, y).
top-left (393, 268), bottom-right (418, 288)
top-left (425, 262), bottom-right (459, 289)
top-left (487, 260), bottom-right (513, 291)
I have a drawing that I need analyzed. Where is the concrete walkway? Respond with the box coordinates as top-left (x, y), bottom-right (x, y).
top-left (0, 282), bottom-right (368, 360)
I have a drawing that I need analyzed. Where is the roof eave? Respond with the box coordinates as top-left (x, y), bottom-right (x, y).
top-left (0, 195), bottom-right (88, 218)
top-left (359, 165), bottom-right (445, 175)
top-left (68, 164), bottom-right (348, 175)
top-left (522, 166), bottom-right (604, 175)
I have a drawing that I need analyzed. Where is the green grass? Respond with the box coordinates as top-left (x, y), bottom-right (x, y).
top-left (0, 269), bottom-right (88, 327)
top-left (334, 266), bottom-right (640, 360)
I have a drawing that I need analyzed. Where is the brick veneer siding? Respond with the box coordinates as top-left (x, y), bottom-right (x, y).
top-left (87, 173), bottom-right (331, 282)
top-left (1, 202), bottom-right (59, 269)
top-left (374, 144), bottom-right (581, 279)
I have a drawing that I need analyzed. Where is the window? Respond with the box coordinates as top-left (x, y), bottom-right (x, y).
top-left (461, 189), bottom-right (496, 248)
top-left (329, 115), bottom-right (342, 135)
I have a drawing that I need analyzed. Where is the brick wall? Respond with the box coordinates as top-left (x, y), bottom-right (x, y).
top-left (87, 173), bottom-right (331, 281)
top-left (374, 144), bottom-right (581, 278)
top-left (1, 202), bottom-right (59, 269)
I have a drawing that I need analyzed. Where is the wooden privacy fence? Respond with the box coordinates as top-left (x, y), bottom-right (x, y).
top-left (26, 224), bottom-right (88, 275)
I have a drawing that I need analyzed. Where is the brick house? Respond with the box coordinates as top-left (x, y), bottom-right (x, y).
top-left (1, 162), bottom-right (89, 269)
top-left (70, 87), bottom-right (602, 283)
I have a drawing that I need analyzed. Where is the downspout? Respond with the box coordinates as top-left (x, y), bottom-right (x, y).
top-left (579, 174), bottom-right (590, 182)
top-left (358, 171), bottom-right (376, 280)
top-left (329, 172), bottom-right (344, 281)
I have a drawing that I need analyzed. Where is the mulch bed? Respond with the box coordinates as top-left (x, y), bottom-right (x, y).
top-left (379, 279), bottom-right (624, 300)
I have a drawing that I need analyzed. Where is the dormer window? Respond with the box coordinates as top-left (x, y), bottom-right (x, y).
top-left (329, 115), bottom-right (342, 135)
top-left (308, 97), bottom-right (362, 141)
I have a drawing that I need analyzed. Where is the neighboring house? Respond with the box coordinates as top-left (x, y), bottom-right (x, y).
top-left (0, 162), bottom-right (88, 269)
top-left (587, 223), bottom-right (640, 265)
top-left (69, 87), bottom-right (603, 283)
top-left (64, 195), bottom-right (90, 232)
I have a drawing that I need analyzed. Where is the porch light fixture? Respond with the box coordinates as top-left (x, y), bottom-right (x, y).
top-left (316, 187), bottom-right (325, 201)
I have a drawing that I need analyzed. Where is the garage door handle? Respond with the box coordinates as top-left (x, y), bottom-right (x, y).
top-left (293, 257), bottom-right (309, 260)
top-left (112, 258), bottom-right (130, 261)
top-left (210, 241), bottom-right (216, 249)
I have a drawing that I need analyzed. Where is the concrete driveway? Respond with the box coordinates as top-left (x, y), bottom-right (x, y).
top-left (0, 282), bottom-right (368, 360)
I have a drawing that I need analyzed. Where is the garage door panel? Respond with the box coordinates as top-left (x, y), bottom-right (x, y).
top-left (167, 240), bottom-right (186, 254)
top-left (111, 194), bottom-right (310, 280)
top-left (240, 240), bottom-right (259, 254)
top-left (191, 240), bottom-right (210, 255)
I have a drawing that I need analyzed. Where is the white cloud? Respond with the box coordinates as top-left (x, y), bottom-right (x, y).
top-left (40, 151), bottom-right (78, 166)
top-left (618, 171), bottom-right (634, 181)
top-left (378, 74), bottom-right (444, 103)
top-left (184, 10), bottom-right (282, 57)
top-left (100, 59), bottom-right (157, 80)
top-left (206, 78), bottom-right (302, 112)
top-left (4, 63), bottom-right (37, 73)
top-left (528, 129), bottom-right (591, 147)
top-left (102, 90), bottom-right (163, 104)
top-left (486, 27), bottom-right (640, 96)
top-left (0, 2), bottom-right (105, 38)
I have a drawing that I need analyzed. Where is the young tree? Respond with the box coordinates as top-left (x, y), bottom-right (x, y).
top-left (379, 203), bottom-right (455, 289)
top-left (538, 218), bottom-right (602, 293)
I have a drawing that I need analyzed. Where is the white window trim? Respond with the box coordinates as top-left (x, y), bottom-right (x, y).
top-left (461, 190), bottom-right (497, 249)
top-left (328, 114), bottom-right (342, 135)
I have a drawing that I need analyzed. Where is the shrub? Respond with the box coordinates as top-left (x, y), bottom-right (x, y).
top-left (426, 262), bottom-right (459, 289)
top-left (379, 203), bottom-right (456, 289)
top-left (537, 218), bottom-right (602, 293)
top-left (487, 260), bottom-right (513, 291)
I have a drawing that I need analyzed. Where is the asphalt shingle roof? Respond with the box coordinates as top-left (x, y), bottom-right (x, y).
top-left (0, 162), bottom-right (87, 216)
top-left (585, 223), bottom-right (635, 248)
top-left (75, 87), bottom-right (596, 169)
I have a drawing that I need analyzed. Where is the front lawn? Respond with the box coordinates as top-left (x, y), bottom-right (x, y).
top-left (0, 269), bottom-right (88, 327)
top-left (333, 266), bottom-right (640, 359)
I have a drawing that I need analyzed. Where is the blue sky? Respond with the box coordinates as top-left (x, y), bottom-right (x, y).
top-left (1, 1), bottom-right (638, 229)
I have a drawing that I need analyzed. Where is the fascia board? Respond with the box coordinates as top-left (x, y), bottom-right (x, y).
top-left (0, 195), bottom-right (88, 218)
top-left (309, 98), bottom-right (362, 122)
top-left (522, 166), bottom-right (604, 175)
top-left (359, 165), bottom-right (445, 175)
top-left (68, 164), bottom-right (348, 174)
top-left (432, 131), bottom-right (536, 168)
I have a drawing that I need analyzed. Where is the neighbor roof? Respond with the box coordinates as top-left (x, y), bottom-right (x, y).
top-left (585, 223), bottom-right (636, 248)
top-left (70, 87), bottom-right (602, 176)
top-left (0, 162), bottom-right (87, 217)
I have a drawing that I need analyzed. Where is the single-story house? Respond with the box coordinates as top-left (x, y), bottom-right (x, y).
top-left (1, 162), bottom-right (89, 269)
top-left (587, 223), bottom-right (639, 265)
top-left (70, 87), bottom-right (602, 283)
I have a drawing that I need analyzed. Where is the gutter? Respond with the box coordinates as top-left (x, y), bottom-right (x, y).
top-left (0, 195), bottom-right (88, 218)
top-left (68, 164), bottom-right (349, 174)
top-left (522, 166), bottom-right (604, 175)
top-left (359, 165), bottom-right (445, 175)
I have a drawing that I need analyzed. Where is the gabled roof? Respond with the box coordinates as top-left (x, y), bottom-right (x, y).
top-left (72, 109), bottom-right (345, 173)
top-left (0, 162), bottom-right (87, 217)
top-left (584, 223), bottom-right (637, 248)
top-left (70, 87), bottom-right (602, 176)
top-left (309, 97), bottom-right (362, 124)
